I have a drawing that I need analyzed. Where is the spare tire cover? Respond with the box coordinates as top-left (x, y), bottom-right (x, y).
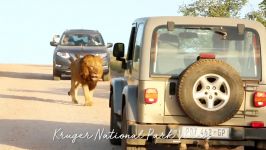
top-left (177, 59), bottom-right (244, 126)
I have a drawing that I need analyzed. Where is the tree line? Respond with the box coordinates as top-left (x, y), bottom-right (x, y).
top-left (179, 0), bottom-right (266, 26)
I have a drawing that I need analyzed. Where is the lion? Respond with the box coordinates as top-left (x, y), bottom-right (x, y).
top-left (68, 54), bottom-right (103, 106)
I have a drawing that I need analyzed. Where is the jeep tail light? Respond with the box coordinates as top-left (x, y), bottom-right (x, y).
top-left (144, 88), bottom-right (158, 104)
top-left (199, 53), bottom-right (216, 59)
top-left (254, 92), bottom-right (266, 107)
top-left (250, 121), bottom-right (264, 128)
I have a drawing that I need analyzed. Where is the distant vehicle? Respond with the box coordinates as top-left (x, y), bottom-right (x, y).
top-left (50, 29), bottom-right (112, 81)
top-left (110, 16), bottom-right (266, 149)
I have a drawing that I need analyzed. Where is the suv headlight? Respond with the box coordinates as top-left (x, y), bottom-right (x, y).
top-left (57, 52), bottom-right (70, 59)
top-left (97, 53), bottom-right (107, 58)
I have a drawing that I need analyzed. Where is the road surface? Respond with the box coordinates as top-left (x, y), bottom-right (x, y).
top-left (0, 64), bottom-right (120, 150)
top-left (0, 64), bottom-right (245, 150)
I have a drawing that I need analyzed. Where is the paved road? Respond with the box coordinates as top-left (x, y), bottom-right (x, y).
top-left (0, 64), bottom-right (245, 150)
top-left (0, 64), bottom-right (120, 150)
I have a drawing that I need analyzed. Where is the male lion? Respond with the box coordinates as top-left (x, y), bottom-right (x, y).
top-left (68, 54), bottom-right (103, 106)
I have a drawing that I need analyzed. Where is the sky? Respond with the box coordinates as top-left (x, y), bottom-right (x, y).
top-left (0, 0), bottom-right (262, 65)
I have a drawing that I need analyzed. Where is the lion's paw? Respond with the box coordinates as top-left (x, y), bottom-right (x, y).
top-left (72, 99), bottom-right (78, 104)
top-left (84, 101), bottom-right (93, 106)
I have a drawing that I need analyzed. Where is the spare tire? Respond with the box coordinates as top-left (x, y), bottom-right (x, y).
top-left (177, 59), bottom-right (244, 126)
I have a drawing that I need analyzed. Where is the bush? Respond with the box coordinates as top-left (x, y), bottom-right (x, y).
top-left (110, 55), bottom-right (124, 77)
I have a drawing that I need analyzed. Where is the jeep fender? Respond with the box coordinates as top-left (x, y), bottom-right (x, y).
top-left (110, 78), bottom-right (127, 116)
top-left (122, 85), bottom-right (138, 122)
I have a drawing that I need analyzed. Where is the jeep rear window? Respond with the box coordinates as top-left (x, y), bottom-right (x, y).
top-left (150, 26), bottom-right (261, 79)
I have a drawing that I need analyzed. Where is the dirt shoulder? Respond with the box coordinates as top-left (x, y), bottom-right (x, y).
top-left (0, 64), bottom-right (119, 150)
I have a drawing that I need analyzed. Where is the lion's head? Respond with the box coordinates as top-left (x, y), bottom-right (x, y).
top-left (80, 54), bottom-right (103, 83)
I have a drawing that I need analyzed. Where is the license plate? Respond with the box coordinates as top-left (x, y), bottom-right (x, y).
top-left (181, 126), bottom-right (230, 139)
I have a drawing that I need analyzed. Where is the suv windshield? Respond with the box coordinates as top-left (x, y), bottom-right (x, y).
top-left (150, 26), bottom-right (261, 79)
top-left (60, 33), bottom-right (104, 46)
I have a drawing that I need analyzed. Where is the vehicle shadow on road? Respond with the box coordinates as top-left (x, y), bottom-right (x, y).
top-left (0, 119), bottom-right (120, 150)
top-left (0, 94), bottom-right (73, 105)
top-left (0, 71), bottom-right (52, 80)
top-left (7, 88), bottom-right (70, 96)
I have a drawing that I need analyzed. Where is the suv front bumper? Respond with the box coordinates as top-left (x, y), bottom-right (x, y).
top-left (54, 55), bottom-right (109, 76)
top-left (126, 124), bottom-right (266, 147)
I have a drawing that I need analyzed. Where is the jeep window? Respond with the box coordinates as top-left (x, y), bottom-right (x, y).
top-left (133, 23), bottom-right (144, 72)
top-left (60, 33), bottom-right (104, 46)
top-left (150, 26), bottom-right (261, 79)
top-left (125, 25), bottom-right (137, 74)
top-left (126, 25), bottom-right (136, 61)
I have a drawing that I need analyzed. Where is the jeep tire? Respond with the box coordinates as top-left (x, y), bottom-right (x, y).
top-left (102, 72), bottom-right (111, 81)
top-left (53, 68), bottom-right (61, 81)
top-left (178, 59), bottom-right (244, 126)
top-left (121, 108), bottom-right (146, 150)
top-left (110, 94), bottom-right (121, 145)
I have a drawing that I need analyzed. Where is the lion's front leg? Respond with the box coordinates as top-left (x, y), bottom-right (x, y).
top-left (82, 84), bottom-right (93, 106)
top-left (69, 79), bottom-right (79, 104)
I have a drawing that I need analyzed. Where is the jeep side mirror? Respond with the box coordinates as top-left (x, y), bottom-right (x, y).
top-left (113, 43), bottom-right (129, 69)
top-left (107, 43), bottom-right (113, 48)
top-left (113, 43), bottom-right (125, 58)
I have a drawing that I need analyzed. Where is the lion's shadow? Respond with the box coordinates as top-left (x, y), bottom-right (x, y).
top-left (0, 93), bottom-right (74, 105)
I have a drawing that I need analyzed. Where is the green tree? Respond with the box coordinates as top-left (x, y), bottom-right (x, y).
top-left (179, 0), bottom-right (266, 26)
top-left (247, 11), bottom-right (266, 26)
top-left (179, 0), bottom-right (248, 17)
top-left (246, 0), bottom-right (266, 26)
top-left (260, 0), bottom-right (266, 12)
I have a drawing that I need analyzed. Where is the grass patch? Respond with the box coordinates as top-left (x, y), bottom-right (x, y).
top-left (110, 55), bottom-right (124, 77)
